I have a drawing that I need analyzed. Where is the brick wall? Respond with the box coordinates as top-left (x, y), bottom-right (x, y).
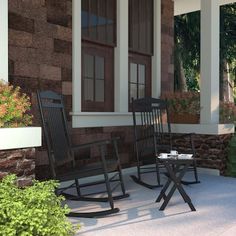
top-left (8, 0), bottom-right (175, 179)
top-left (8, 0), bottom-right (72, 118)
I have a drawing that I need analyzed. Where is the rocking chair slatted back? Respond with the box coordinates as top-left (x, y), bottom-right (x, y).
top-left (37, 91), bottom-right (74, 178)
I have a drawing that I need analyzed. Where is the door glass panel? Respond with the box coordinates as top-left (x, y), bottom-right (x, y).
top-left (84, 78), bottom-right (94, 101)
top-left (82, 43), bottom-right (114, 112)
top-left (95, 56), bottom-right (104, 79)
top-left (138, 84), bottom-right (145, 98)
top-left (130, 63), bottom-right (137, 83)
top-left (95, 79), bottom-right (104, 102)
top-left (130, 83), bottom-right (137, 102)
top-left (84, 54), bottom-right (94, 78)
top-left (139, 64), bottom-right (145, 84)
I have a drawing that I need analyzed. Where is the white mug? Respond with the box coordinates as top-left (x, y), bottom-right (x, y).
top-left (170, 150), bottom-right (178, 155)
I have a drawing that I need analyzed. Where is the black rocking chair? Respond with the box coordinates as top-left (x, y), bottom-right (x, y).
top-left (131, 97), bottom-right (200, 189)
top-left (37, 90), bottom-right (129, 218)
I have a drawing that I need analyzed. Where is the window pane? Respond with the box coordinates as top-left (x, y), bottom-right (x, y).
top-left (138, 84), bottom-right (145, 98)
top-left (95, 79), bottom-right (104, 102)
top-left (82, 0), bottom-right (89, 37)
top-left (146, 0), bottom-right (153, 53)
top-left (130, 83), bottom-right (137, 102)
top-left (139, 64), bottom-right (145, 84)
top-left (131, 0), bottom-right (139, 50)
top-left (84, 54), bottom-right (94, 78)
top-left (81, 0), bottom-right (116, 45)
top-left (97, 0), bottom-right (107, 42)
top-left (139, 0), bottom-right (146, 52)
top-left (106, 0), bottom-right (115, 44)
top-left (129, 0), bottom-right (153, 54)
top-left (95, 56), bottom-right (104, 79)
top-left (84, 78), bottom-right (94, 101)
top-left (130, 63), bottom-right (137, 83)
top-left (90, 0), bottom-right (98, 40)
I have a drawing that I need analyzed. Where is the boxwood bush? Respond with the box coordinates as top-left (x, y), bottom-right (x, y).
top-left (0, 175), bottom-right (78, 236)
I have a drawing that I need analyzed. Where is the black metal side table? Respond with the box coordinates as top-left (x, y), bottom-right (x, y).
top-left (156, 156), bottom-right (196, 211)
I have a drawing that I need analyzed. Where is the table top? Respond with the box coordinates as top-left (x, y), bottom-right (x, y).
top-left (157, 153), bottom-right (194, 163)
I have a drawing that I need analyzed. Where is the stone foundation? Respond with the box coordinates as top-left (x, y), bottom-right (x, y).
top-left (0, 148), bottom-right (35, 186)
top-left (172, 133), bottom-right (233, 175)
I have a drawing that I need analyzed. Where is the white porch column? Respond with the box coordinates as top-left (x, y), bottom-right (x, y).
top-left (152, 0), bottom-right (161, 98)
top-left (114, 0), bottom-right (129, 112)
top-left (200, 0), bottom-right (220, 124)
top-left (0, 0), bottom-right (8, 82)
top-left (72, 0), bottom-right (82, 112)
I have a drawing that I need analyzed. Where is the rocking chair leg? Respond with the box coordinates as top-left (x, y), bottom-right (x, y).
top-left (100, 145), bottom-right (115, 209)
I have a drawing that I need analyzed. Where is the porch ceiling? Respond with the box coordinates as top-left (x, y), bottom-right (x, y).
top-left (174, 0), bottom-right (236, 15)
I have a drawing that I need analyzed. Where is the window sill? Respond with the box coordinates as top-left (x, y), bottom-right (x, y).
top-left (71, 112), bottom-right (133, 128)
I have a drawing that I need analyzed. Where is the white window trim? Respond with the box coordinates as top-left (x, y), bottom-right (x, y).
top-left (72, 0), bottom-right (161, 128)
top-left (0, 0), bottom-right (8, 82)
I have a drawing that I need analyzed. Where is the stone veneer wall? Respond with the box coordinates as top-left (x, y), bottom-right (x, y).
top-left (0, 148), bottom-right (35, 186)
top-left (7, 0), bottom-right (173, 179)
top-left (172, 133), bottom-right (233, 175)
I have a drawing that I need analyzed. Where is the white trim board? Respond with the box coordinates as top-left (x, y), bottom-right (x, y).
top-left (0, 0), bottom-right (8, 82)
top-left (0, 127), bottom-right (42, 150)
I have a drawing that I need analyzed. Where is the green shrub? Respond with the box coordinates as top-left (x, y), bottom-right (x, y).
top-left (0, 175), bottom-right (77, 236)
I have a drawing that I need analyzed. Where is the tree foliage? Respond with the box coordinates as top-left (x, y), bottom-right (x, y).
top-left (174, 3), bottom-right (236, 97)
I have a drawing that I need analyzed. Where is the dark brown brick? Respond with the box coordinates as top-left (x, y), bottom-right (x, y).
top-left (61, 68), bottom-right (72, 81)
top-left (54, 39), bottom-right (72, 54)
top-left (38, 79), bottom-right (62, 94)
top-left (10, 76), bottom-right (39, 94)
top-left (46, 0), bottom-right (68, 27)
top-left (9, 59), bottom-right (14, 76)
top-left (8, 12), bottom-right (35, 33)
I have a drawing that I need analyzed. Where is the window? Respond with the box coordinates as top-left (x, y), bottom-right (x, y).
top-left (82, 0), bottom-right (116, 46)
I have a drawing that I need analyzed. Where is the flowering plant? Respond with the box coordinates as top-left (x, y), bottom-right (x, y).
top-left (161, 91), bottom-right (236, 124)
top-left (0, 80), bottom-right (32, 128)
top-left (161, 92), bottom-right (200, 115)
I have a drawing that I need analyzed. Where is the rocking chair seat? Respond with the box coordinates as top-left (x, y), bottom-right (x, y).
top-left (56, 158), bottom-right (119, 182)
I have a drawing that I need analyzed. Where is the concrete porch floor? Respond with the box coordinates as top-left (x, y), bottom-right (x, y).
top-left (67, 168), bottom-right (236, 236)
